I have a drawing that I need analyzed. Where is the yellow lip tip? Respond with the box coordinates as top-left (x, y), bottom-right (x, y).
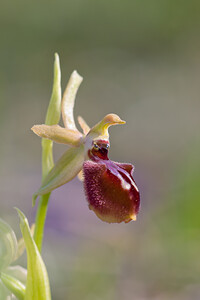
top-left (130, 214), bottom-right (137, 221)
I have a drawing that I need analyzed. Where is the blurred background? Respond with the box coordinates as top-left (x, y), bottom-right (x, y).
top-left (0, 0), bottom-right (200, 299)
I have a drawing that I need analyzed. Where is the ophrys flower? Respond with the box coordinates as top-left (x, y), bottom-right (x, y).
top-left (32, 69), bottom-right (140, 223)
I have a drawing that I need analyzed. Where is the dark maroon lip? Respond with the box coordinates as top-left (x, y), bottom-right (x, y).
top-left (83, 138), bottom-right (140, 223)
top-left (83, 159), bottom-right (140, 223)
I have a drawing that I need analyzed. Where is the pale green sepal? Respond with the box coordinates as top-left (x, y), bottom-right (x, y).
top-left (1, 272), bottom-right (25, 300)
top-left (0, 218), bottom-right (18, 271)
top-left (33, 145), bottom-right (84, 203)
top-left (62, 70), bottom-right (83, 131)
top-left (45, 53), bottom-right (61, 126)
top-left (16, 209), bottom-right (51, 300)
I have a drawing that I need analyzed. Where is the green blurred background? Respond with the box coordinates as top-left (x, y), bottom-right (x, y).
top-left (1, 0), bottom-right (200, 299)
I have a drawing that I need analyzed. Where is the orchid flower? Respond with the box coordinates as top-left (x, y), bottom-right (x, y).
top-left (32, 69), bottom-right (140, 223)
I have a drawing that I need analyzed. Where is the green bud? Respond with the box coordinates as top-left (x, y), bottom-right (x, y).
top-left (1, 272), bottom-right (25, 300)
top-left (0, 218), bottom-right (17, 271)
top-left (5, 265), bottom-right (27, 286)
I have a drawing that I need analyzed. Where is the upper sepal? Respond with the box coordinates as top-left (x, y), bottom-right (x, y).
top-left (62, 70), bottom-right (83, 131)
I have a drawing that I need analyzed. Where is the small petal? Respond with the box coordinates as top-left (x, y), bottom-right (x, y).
top-left (33, 145), bottom-right (85, 203)
top-left (83, 160), bottom-right (140, 223)
top-left (62, 70), bottom-right (83, 131)
top-left (77, 116), bottom-right (90, 135)
top-left (32, 124), bottom-right (83, 146)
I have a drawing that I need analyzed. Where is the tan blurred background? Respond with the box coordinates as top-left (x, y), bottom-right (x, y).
top-left (0, 1), bottom-right (200, 299)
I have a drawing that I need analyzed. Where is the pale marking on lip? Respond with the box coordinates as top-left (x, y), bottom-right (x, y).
top-left (85, 137), bottom-right (139, 193)
top-left (128, 176), bottom-right (139, 192)
top-left (119, 175), bottom-right (131, 190)
top-left (116, 166), bottom-right (139, 192)
top-left (105, 160), bottom-right (139, 192)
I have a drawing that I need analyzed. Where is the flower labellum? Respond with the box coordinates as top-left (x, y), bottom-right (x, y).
top-left (83, 140), bottom-right (140, 223)
top-left (32, 64), bottom-right (140, 223)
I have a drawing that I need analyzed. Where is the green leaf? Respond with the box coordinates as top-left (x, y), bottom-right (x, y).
top-left (1, 272), bottom-right (25, 300)
top-left (0, 218), bottom-right (18, 271)
top-left (16, 209), bottom-right (51, 300)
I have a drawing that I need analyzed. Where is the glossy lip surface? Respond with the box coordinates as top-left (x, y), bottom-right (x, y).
top-left (83, 139), bottom-right (140, 223)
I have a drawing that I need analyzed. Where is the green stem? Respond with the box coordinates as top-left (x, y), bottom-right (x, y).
top-left (34, 141), bottom-right (53, 252)
top-left (33, 53), bottom-right (61, 253)
top-left (33, 193), bottom-right (50, 253)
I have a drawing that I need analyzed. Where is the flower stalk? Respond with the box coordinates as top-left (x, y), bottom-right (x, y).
top-left (33, 54), bottom-right (85, 251)
top-left (34, 53), bottom-right (61, 252)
